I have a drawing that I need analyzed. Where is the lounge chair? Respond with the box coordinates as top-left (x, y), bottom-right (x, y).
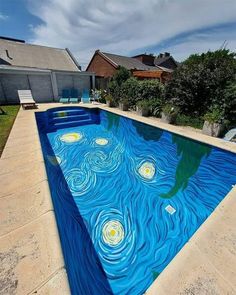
top-left (81, 89), bottom-right (90, 103)
top-left (59, 89), bottom-right (70, 103)
top-left (69, 89), bottom-right (79, 103)
top-left (223, 128), bottom-right (236, 142)
top-left (91, 91), bottom-right (100, 104)
top-left (18, 90), bottom-right (36, 109)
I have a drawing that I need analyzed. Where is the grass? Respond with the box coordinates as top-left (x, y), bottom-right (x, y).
top-left (175, 114), bottom-right (204, 129)
top-left (0, 105), bottom-right (20, 157)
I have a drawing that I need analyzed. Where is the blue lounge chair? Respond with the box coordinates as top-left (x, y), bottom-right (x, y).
top-left (69, 89), bottom-right (79, 103)
top-left (81, 89), bottom-right (90, 103)
top-left (59, 89), bottom-right (70, 103)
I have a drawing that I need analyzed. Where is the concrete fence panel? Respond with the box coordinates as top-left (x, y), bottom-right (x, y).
top-left (56, 74), bottom-right (73, 97)
top-left (0, 74), bottom-right (29, 104)
top-left (73, 75), bottom-right (91, 96)
top-left (28, 74), bottom-right (54, 102)
top-left (0, 69), bottom-right (94, 104)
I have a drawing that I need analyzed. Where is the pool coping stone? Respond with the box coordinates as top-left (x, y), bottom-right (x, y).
top-left (0, 102), bottom-right (235, 295)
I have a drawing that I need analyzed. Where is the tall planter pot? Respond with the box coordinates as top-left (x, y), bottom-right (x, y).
top-left (161, 112), bottom-right (177, 124)
top-left (119, 102), bottom-right (129, 111)
top-left (202, 121), bottom-right (224, 137)
top-left (136, 106), bottom-right (149, 117)
top-left (106, 101), bottom-right (114, 107)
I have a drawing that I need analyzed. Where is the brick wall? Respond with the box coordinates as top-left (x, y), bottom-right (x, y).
top-left (87, 53), bottom-right (117, 77)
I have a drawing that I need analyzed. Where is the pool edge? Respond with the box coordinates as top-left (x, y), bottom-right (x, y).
top-left (0, 102), bottom-right (235, 295)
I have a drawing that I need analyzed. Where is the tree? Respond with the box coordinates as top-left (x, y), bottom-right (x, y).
top-left (108, 66), bottom-right (131, 103)
top-left (165, 49), bottom-right (236, 118)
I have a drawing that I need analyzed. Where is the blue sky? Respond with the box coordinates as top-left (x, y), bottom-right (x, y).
top-left (1, 0), bottom-right (236, 69)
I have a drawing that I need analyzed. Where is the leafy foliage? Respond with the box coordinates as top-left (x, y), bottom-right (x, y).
top-left (223, 80), bottom-right (236, 124)
top-left (203, 107), bottom-right (224, 124)
top-left (165, 49), bottom-right (236, 121)
top-left (175, 114), bottom-right (204, 129)
top-left (162, 103), bottom-right (179, 116)
top-left (136, 99), bottom-right (150, 109)
top-left (120, 77), bottom-right (140, 107)
top-left (108, 66), bottom-right (131, 104)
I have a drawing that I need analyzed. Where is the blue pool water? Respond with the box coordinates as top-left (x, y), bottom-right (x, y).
top-left (36, 107), bottom-right (236, 295)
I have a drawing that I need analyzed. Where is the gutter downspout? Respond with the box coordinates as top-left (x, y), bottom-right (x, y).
top-left (65, 48), bottom-right (81, 71)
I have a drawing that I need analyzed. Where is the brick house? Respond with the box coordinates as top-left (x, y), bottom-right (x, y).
top-left (86, 50), bottom-right (177, 87)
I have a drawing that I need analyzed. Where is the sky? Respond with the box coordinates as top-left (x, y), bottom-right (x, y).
top-left (0, 0), bottom-right (236, 69)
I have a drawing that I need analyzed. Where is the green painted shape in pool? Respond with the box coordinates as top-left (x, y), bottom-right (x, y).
top-left (161, 134), bottom-right (212, 199)
top-left (106, 112), bottom-right (120, 131)
top-left (152, 271), bottom-right (160, 281)
top-left (133, 121), bottom-right (163, 142)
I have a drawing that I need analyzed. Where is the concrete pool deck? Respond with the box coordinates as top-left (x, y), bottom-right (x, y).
top-left (0, 103), bottom-right (235, 294)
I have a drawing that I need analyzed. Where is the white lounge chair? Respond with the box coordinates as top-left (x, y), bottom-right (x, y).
top-left (18, 90), bottom-right (36, 109)
top-left (223, 128), bottom-right (236, 142)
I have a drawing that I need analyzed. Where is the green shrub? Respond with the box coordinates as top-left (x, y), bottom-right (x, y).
top-left (148, 98), bottom-right (163, 117)
top-left (175, 114), bottom-right (204, 129)
top-left (139, 79), bottom-right (164, 101)
top-left (203, 107), bottom-right (224, 124)
top-left (165, 49), bottom-right (236, 120)
top-left (120, 77), bottom-right (140, 107)
top-left (108, 67), bottom-right (131, 104)
top-left (119, 97), bottom-right (129, 105)
top-left (162, 103), bottom-right (179, 116)
top-left (105, 94), bottom-right (113, 102)
top-left (136, 99), bottom-right (150, 110)
top-left (223, 80), bottom-right (236, 124)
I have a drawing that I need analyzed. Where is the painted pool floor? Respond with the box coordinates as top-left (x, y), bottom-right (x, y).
top-left (42, 118), bottom-right (236, 295)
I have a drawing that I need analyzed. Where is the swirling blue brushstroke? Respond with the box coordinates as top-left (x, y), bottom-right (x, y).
top-left (35, 107), bottom-right (236, 295)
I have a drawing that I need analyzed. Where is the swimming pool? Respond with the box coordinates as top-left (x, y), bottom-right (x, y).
top-left (36, 106), bottom-right (236, 295)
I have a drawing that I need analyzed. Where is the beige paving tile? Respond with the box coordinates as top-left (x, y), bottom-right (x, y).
top-left (29, 268), bottom-right (70, 295)
top-left (1, 139), bottom-right (41, 159)
top-left (215, 186), bottom-right (236, 225)
top-left (191, 214), bottom-right (236, 288)
top-left (0, 161), bottom-right (47, 197)
top-left (0, 149), bottom-right (44, 175)
top-left (146, 242), bottom-right (235, 295)
top-left (0, 180), bottom-right (53, 236)
top-left (0, 212), bottom-right (65, 295)
top-left (4, 133), bottom-right (40, 149)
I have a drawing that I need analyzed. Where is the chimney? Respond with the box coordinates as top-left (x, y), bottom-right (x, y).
top-left (164, 52), bottom-right (170, 57)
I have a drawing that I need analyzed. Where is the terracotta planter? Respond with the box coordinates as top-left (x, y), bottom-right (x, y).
top-left (136, 106), bottom-right (149, 117)
top-left (119, 103), bottom-right (129, 111)
top-left (202, 121), bottom-right (224, 137)
top-left (161, 112), bottom-right (177, 124)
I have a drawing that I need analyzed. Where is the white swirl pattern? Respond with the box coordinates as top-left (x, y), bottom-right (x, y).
top-left (38, 108), bottom-right (236, 295)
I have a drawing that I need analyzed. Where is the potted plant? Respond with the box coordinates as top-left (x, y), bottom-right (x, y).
top-left (161, 104), bottom-right (179, 124)
top-left (202, 108), bottom-right (224, 137)
top-left (105, 94), bottom-right (114, 107)
top-left (119, 98), bottom-right (129, 111)
top-left (136, 100), bottom-right (150, 117)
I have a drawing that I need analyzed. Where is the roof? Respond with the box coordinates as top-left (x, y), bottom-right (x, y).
top-left (100, 51), bottom-right (151, 70)
top-left (154, 55), bottom-right (177, 68)
top-left (0, 38), bottom-right (80, 72)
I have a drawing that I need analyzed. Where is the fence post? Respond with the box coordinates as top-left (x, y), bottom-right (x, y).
top-left (50, 71), bottom-right (59, 101)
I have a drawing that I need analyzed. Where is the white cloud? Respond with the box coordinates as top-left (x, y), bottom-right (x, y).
top-left (0, 13), bottom-right (8, 20)
top-left (163, 28), bottom-right (236, 62)
top-left (27, 0), bottom-right (236, 69)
